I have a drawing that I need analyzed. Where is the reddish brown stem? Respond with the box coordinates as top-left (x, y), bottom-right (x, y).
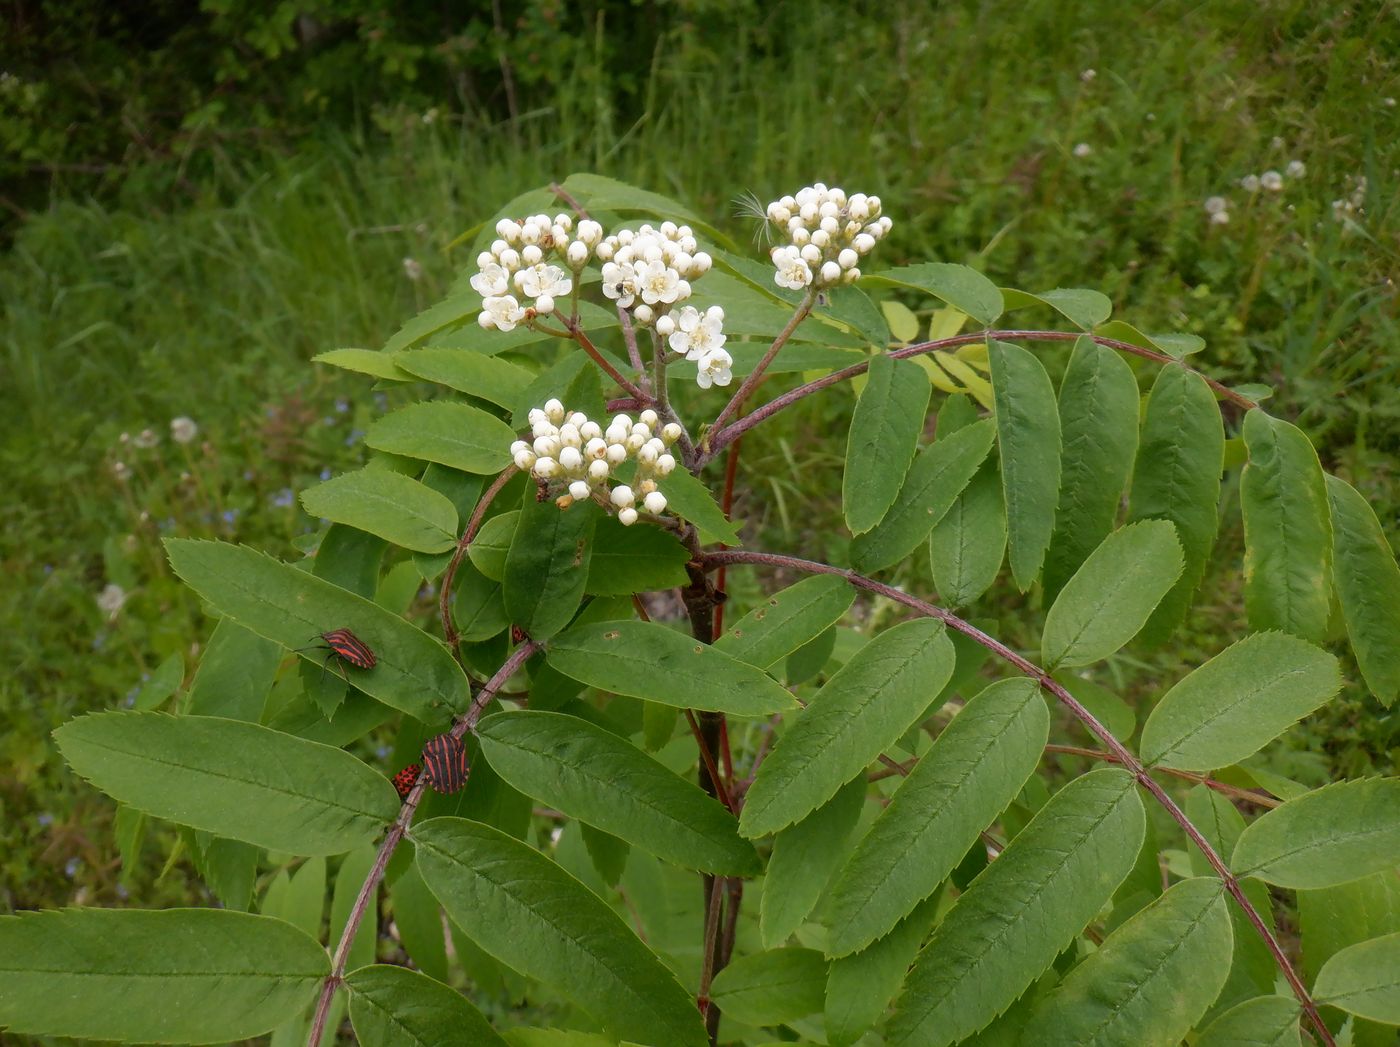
top-left (1044, 744), bottom-right (1282, 808)
top-left (685, 709), bottom-right (735, 813)
top-left (708, 289), bottom-right (817, 436)
top-left (440, 467), bottom-right (519, 657)
top-left (567, 318), bottom-right (649, 401)
top-left (700, 329), bottom-right (1258, 466)
top-left (701, 548), bottom-right (1334, 1047)
top-left (548, 181), bottom-right (592, 221)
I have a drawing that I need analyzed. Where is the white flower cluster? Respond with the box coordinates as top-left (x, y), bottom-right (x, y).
top-left (1333, 175), bottom-right (1367, 222)
top-left (472, 213), bottom-right (605, 332)
top-left (764, 184), bottom-right (890, 290)
top-left (510, 399), bottom-right (680, 525)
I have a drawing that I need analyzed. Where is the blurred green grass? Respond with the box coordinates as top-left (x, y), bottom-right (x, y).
top-left (4, 0), bottom-right (1399, 909)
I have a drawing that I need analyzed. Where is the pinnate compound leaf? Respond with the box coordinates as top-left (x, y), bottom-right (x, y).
top-left (54, 712), bottom-right (399, 855)
top-left (1043, 337), bottom-right (1140, 601)
top-left (1231, 778), bottom-right (1400, 889)
top-left (887, 769), bottom-right (1145, 1047)
top-left (1194, 996), bottom-right (1301, 1047)
top-left (1241, 410), bottom-right (1333, 642)
top-left (1138, 632), bottom-right (1341, 772)
top-left (825, 896), bottom-right (941, 1047)
top-left (1314, 932), bottom-right (1400, 1024)
top-left (585, 515), bottom-right (691, 595)
top-left (546, 620), bottom-right (797, 716)
top-left (0, 908), bottom-right (327, 1043)
top-left (503, 495), bottom-right (599, 640)
top-left (476, 710), bottom-right (759, 875)
top-left (864, 263), bottom-right (1005, 325)
top-left (1127, 366), bottom-right (1224, 644)
top-left (989, 341), bottom-right (1062, 590)
top-left (413, 817), bottom-right (707, 1047)
top-left (365, 401), bottom-right (515, 474)
top-left (708, 948), bottom-right (828, 1027)
top-left (843, 354), bottom-right (932, 534)
top-left (826, 678), bottom-right (1049, 956)
top-left (929, 458), bottom-right (1006, 607)
top-left (300, 468), bottom-right (457, 554)
top-left (1327, 475), bottom-right (1400, 706)
top-left (760, 777), bottom-right (866, 949)
top-left (165, 539), bottom-right (470, 720)
top-left (716, 574), bottom-right (855, 669)
top-left (851, 418), bottom-right (996, 572)
top-left (1041, 520), bottom-right (1184, 668)
top-left (740, 619), bottom-right (955, 838)
top-left (345, 964), bottom-right (508, 1047)
top-left (392, 348), bottom-right (533, 407)
top-left (1024, 877), bottom-right (1232, 1047)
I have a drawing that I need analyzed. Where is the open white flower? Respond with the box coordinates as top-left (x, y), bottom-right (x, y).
top-left (668, 305), bottom-right (726, 360)
top-left (772, 245), bottom-right (813, 290)
top-left (170, 416), bottom-right (198, 444)
top-left (601, 261), bottom-right (638, 308)
top-left (515, 263), bottom-right (572, 301)
top-left (638, 259), bottom-right (682, 306)
top-left (479, 294), bottom-right (526, 332)
top-left (695, 347), bottom-right (734, 389)
top-left (470, 262), bottom-right (511, 297)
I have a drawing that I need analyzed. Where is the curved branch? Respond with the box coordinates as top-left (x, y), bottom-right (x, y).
top-left (702, 548), bottom-right (1333, 1047)
top-left (441, 467), bottom-right (519, 658)
top-left (700, 329), bottom-right (1258, 465)
top-left (707, 288), bottom-right (818, 438)
top-left (306, 640), bottom-right (539, 1047)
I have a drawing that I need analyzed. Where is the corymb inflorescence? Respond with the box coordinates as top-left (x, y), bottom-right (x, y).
top-left (765, 183), bottom-right (891, 290)
top-left (470, 212), bottom-right (604, 330)
top-left (511, 399), bottom-right (679, 525)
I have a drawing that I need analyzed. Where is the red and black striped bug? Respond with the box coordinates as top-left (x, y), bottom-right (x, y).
top-left (390, 763), bottom-right (421, 801)
top-left (420, 733), bottom-right (471, 794)
top-left (296, 628), bottom-right (377, 686)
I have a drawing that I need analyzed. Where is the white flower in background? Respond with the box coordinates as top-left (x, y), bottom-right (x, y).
top-left (1210, 210), bottom-right (1230, 226)
top-left (1260, 170), bottom-right (1284, 191)
top-left (170, 416), bottom-right (198, 444)
top-left (1204, 196), bottom-right (1228, 215)
top-left (1080, 68), bottom-right (1097, 82)
top-left (1286, 159), bottom-right (1306, 179)
top-left (1240, 173), bottom-right (1261, 192)
top-left (470, 262), bottom-right (511, 297)
top-left (695, 347), bottom-right (734, 389)
top-left (111, 461), bottom-right (130, 482)
top-left (96, 583), bottom-right (127, 619)
top-left (668, 305), bottom-right (726, 360)
top-left (764, 184), bottom-right (887, 289)
top-left (133, 428), bottom-right (159, 449)
top-left (402, 257), bottom-right (423, 282)
top-left (1072, 142), bottom-right (1092, 158)
top-left (479, 294), bottom-right (526, 332)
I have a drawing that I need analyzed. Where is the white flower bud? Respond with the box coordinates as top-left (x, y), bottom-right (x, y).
top-left (634, 304), bottom-right (654, 325)
top-left (610, 485), bottom-right (635, 508)
top-left (514, 449), bottom-right (537, 471)
top-left (496, 219), bottom-right (520, 241)
top-left (854, 233), bottom-right (876, 254)
top-left (638, 443), bottom-right (658, 465)
top-left (655, 314), bottom-right (676, 337)
top-left (579, 420), bottom-right (602, 441)
top-left (585, 437), bottom-right (608, 459)
top-left (522, 244), bottom-right (543, 266)
top-left (510, 439), bottom-right (529, 456)
top-left (595, 241), bottom-right (614, 261)
top-left (499, 248), bottom-right (521, 269)
top-left (534, 456), bottom-right (559, 477)
top-left (618, 507), bottom-right (639, 526)
top-left (520, 222), bottom-right (540, 245)
top-left (559, 424), bottom-right (582, 447)
top-left (477, 250), bottom-right (496, 268)
top-left (838, 248), bottom-right (858, 269)
top-left (791, 226), bottom-right (811, 246)
top-left (588, 459), bottom-right (610, 482)
top-left (643, 491), bottom-right (668, 514)
top-left (639, 409), bottom-right (659, 428)
top-left (559, 446), bottom-right (583, 471)
top-left (569, 480), bottom-right (592, 500)
top-left (490, 239), bottom-right (509, 257)
top-left (567, 241), bottom-right (589, 267)
top-left (843, 266), bottom-right (861, 284)
top-left (544, 399), bottom-right (565, 423)
top-left (606, 443), bottom-right (628, 465)
top-left (799, 202), bottom-right (819, 224)
top-left (656, 453), bottom-right (676, 476)
top-left (820, 215), bottom-right (840, 235)
top-left (533, 435), bottom-right (559, 458)
top-left (692, 251), bottom-right (712, 274)
top-left (820, 260), bottom-right (842, 285)
top-left (800, 243), bottom-right (822, 266)
top-left (661, 422), bottom-right (683, 445)
top-left (534, 294), bottom-right (555, 315)
top-left (810, 229), bottom-right (830, 249)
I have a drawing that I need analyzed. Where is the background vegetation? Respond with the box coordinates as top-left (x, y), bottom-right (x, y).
top-left (3, 0), bottom-right (1397, 967)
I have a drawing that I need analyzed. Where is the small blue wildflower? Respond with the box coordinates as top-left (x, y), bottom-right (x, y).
top-left (64, 858), bottom-right (80, 878)
top-left (91, 633), bottom-right (106, 651)
top-left (222, 509), bottom-right (240, 525)
top-left (373, 392), bottom-right (388, 411)
top-left (322, 416), bottom-right (336, 427)
top-left (345, 428), bottom-right (365, 447)
top-left (122, 694), bottom-right (135, 708)
top-left (43, 564), bottom-right (53, 574)
top-left (319, 468), bottom-right (332, 481)
top-left (335, 398), bottom-right (350, 413)
top-left (375, 745), bottom-right (391, 760)
top-left (159, 518), bottom-right (176, 532)
top-left (243, 469), bottom-right (256, 481)
top-left (272, 487), bottom-right (295, 508)
top-left (116, 883), bottom-right (129, 900)
top-left (36, 812), bottom-right (53, 828)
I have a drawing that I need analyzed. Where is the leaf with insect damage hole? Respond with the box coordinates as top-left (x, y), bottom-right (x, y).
top-left (716, 574), bottom-right (855, 670)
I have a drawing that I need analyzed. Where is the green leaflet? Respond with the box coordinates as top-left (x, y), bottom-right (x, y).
top-left (475, 710), bottom-right (759, 875)
top-left (862, 263), bottom-right (1005, 325)
top-left (989, 341), bottom-right (1061, 591)
top-left (659, 464), bottom-right (742, 545)
top-left (185, 616), bottom-right (281, 722)
top-left (503, 495), bottom-right (599, 640)
top-left (392, 348), bottom-right (533, 407)
top-left (585, 515), bottom-right (691, 595)
top-left (413, 818), bottom-right (707, 1047)
top-left (1314, 932), bottom-right (1400, 1024)
top-left (708, 947), bottom-right (828, 1027)
top-left (740, 619), bottom-right (955, 838)
top-left (851, 418), bottom-right (996, 572)
top-left (365, 401), bottom-right (515, 474)
top-left (345, 964), bottom-right (508, 1047)
top-left (1024, 878), bottom-right (1233, 1047)
top-left (54, 712), bottom-right (399, 856)
top-left (825, 895), bottom-right (941, 1047)
top-left (1126, 366), bottom-right (1224, 644)
top-left (1300, 871), bottom-right (1400, 1047)
top-left (1043, 337), bottom-right (1140, 601)
top-left (716, 574), bottom-right (855, 670)
top-left (1000, 287), bottom-right (1113, 330)
top-left (760, 777), bottom-right (867, 949)
top-left (1327, 475), bottom-right (1400, 706)
top-left (826, 678), bottom-right (1048, 956)
top-left (165, 539), bottom-right (470, 721)
top-left (1041, 520), bottom-right (1184, 668)
top-left (1194, 997), bottom-right (1301, 1047)
top-left (468, 510), bottom-right (518, 580)
top-left (452, 558), bottom-right (509, 642)
top-left (929, 456), bottom-right (1006, 607)
top-left (888, 769), bottom-right (1145, 1047)
top-left (313, 347), bottom-right (414, 381)
top-left (1232, 778), bottom-right (1400, 889)
top-left (382, 292), bottom-right (481, 353)
top-left (300, 467), bottom-right (457, 554)
top-left (545, 620), bottom-right (798, 716)
top-left (1138, 631), bottom-right (1341, 772)
top-left (1241, 410), bottom-right (1333, 642)
top-left (0, 908), bottom-right (327, 1043)
top-left (391, 864), bottom-right (449, 981)
top-left (843, 354), bottom-right (933, 534)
